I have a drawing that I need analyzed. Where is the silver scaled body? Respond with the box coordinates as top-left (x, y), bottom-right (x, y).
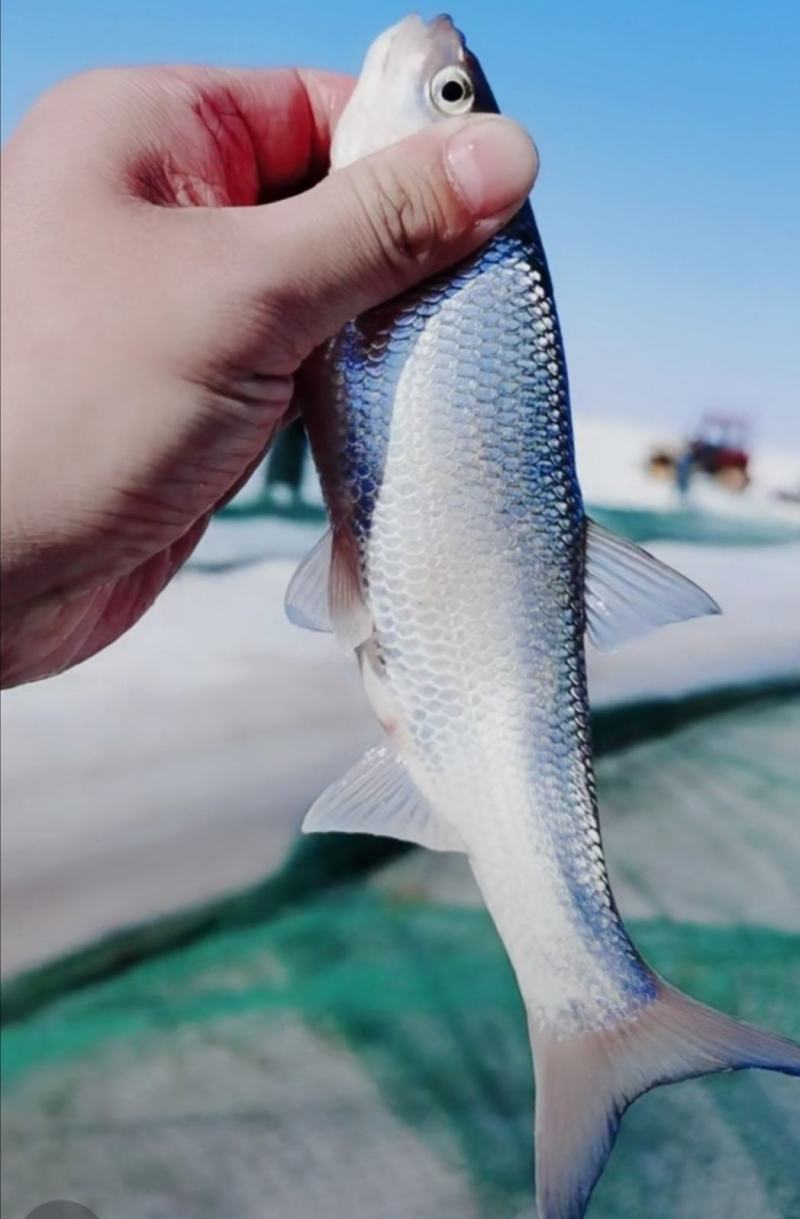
top-left (307, 207), bottom-right (654, 1037)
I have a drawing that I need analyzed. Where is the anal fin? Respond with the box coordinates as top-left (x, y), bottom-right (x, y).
top-left (303, 746), bottom-right (466, 853)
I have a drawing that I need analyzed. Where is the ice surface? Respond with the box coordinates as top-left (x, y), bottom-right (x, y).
top-left (2, 535), bottom-right (798, 973)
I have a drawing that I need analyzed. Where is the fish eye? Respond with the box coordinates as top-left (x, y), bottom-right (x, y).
top-left (430, 66), bottom-right (474, 115)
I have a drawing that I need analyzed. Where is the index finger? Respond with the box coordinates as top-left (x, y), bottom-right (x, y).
top-left (158, 66), bottom-right (356, 201)
top-left (8, 64), bottom-right (355, 208)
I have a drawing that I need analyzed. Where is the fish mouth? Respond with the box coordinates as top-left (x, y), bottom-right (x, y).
top-left (428, 12), bottom-right (467, 50)
top-left (390, 12), bottom-right (466, 58)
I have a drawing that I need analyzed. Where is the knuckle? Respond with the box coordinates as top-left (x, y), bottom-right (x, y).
top-left (23, 68), bottom-right (147, 144)
top-left (42, 67), bottom-right (133, 107)
top-left (357, 161), bottom-right (449, 274)
top-left (34, 67), bottom-right (179, 125)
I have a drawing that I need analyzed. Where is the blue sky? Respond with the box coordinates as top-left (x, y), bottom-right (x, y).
top-left (3, 0), bottom-right (799, 446)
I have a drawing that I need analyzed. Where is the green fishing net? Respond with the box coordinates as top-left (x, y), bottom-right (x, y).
top-left (3, 689), bottom-right (799, 1219)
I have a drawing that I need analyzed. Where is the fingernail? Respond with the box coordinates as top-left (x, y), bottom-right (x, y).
top-left (445, 117), bottom-right (538, 218)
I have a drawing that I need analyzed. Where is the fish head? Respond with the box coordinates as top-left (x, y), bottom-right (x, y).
top-left (332, 13), bottom-right (500, 169)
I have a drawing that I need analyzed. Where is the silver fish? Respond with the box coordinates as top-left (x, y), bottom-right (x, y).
top-left (288, 14), bottom-right (800, 1218)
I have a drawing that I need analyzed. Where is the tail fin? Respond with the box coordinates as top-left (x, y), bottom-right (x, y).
top-left (531, 981), bottom-right (800, 1219)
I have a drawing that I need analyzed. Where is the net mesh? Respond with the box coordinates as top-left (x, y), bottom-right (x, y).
top-left (3, 691), bottom-right (799, 1219)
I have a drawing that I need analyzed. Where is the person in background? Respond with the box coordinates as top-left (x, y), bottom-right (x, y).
top-left (1, 66), bottom-right (537, 688)
top-left (265, 418), bottom-right (309, 507)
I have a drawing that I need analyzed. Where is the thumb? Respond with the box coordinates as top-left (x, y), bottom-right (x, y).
top-left (241, 115), bottom-right (538, 359)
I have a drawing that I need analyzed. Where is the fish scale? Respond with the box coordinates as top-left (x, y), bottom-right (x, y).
top-left (322, 206), bottom-right (644, 1032)
top-left (288, 15), bottom-right (800, 1218)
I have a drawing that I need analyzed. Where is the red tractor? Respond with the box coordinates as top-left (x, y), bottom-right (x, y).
top-left (648, 413), bottom-right (751, 493)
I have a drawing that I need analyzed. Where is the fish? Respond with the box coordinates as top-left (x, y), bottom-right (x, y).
top-left (286, 14), bottom-right (800, 1218)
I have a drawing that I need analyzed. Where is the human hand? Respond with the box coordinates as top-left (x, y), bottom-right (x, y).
top-left (0, 65), bottom-right (537, 687)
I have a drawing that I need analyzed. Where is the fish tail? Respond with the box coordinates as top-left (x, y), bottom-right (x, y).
top-left (529, 979), bottom-right (800, 1219)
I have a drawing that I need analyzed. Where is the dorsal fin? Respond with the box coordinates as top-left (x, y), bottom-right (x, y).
top-left (585, 518), bottom-right (720, 651)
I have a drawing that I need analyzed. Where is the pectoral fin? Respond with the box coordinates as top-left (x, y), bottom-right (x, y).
top-left (285, 525), bottom-right (372, 650)
top-left (328, 529), bottom-right (373, 650)
top-left (285, 528), bottom-right (333, 633)
top-left (585, 518), bottom-right (720, 651)
top-left (303, 746), bottom-right (466, 853)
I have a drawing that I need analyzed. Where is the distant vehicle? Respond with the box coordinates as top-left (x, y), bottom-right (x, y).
top-left (648, 412), bottom-right (751, 494)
